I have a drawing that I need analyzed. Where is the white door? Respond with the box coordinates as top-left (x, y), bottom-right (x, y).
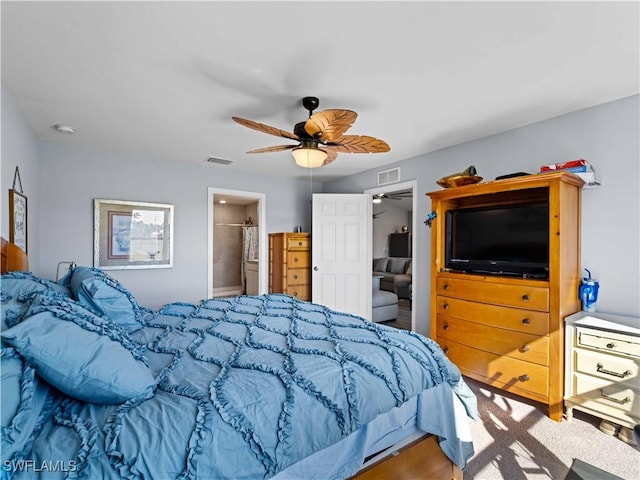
top-left (312, 194), bottom-right (372, 319)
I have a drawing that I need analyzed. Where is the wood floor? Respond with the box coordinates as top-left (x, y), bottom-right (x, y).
top-left (379, 298), bottom-right (412, 331)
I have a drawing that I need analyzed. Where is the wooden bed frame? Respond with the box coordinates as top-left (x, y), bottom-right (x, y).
top-left (1, 236), bottom-right (28, 273)
top-left (0, 237), bottom-right (462, 479)
top-left (351, 435), bottom-right (462, 480)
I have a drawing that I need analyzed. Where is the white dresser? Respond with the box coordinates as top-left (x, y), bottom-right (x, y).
top-left (564, 311), bottom-right (640, 428)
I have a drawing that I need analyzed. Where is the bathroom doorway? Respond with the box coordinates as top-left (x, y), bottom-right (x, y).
top-left (207, 187), bottom-right (266, 298)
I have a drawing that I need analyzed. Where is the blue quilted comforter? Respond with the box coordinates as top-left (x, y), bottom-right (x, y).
top-left (2, 285), bottom-right (475, 479)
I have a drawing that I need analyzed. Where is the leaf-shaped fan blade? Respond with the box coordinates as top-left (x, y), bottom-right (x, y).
top-left (322, 149), bottom-right (339, 166)
top-left (305, 110), bottom-right (357, 142)
top-left (232, 117), bottom-right (300, 141)
top-left (246, 145), bottom-right (297, 154)
top-left (329, 135), bottom-right (391, 154)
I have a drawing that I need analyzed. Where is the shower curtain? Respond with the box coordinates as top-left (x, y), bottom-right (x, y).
top-left (241, 226), bottom-right (259, 294)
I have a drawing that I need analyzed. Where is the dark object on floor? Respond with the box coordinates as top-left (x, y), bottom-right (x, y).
top-left (496, 172), bottom-right (530, 180)
top-left (565, 458), bottom-right (624, 480)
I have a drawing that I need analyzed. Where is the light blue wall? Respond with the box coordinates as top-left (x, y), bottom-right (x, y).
top-left (325, 95), bottom-right (640, 335)
top-left (36, 141), bottom-right (319, 307)
top-left (1, 83), bottom-right (41, 268)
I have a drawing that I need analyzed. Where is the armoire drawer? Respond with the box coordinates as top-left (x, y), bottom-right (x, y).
top-left (573, 348), bottom-right (638, 385)
top-left (437, 277), bottom-right (549, 311)
top-left (570, 373), bottom-right (640, 417)
top-left (577, 328), bottom-right (640, 358)
top-left (438, 339), bottom-right (549, 398)
top-left (438, 315), bottom-right (549, 366)
top-left (287, 268), bottom-right (309, 285)
top-left (287, 252), bottom-right (309, 268)
top-left (436, 296), bottom-right (549, 336)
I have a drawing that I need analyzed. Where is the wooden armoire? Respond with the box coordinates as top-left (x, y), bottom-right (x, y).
top-left (427, 171), bottom-right (583, 421)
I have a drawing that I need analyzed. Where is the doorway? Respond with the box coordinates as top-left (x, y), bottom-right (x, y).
top-left (207, 187), bottom-right (267, 298)
top-left (365, 180), bottom-right (417, 331)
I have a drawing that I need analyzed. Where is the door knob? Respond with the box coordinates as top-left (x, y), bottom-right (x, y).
top-left (313, 266), bottom-right (318, 271)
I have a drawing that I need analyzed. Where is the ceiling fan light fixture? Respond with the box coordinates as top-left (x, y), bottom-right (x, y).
top-left (292, 147), bottom-right (327, 168)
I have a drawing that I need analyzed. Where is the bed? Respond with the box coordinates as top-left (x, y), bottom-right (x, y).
top-left (1, 238), bottom-right (476, 479)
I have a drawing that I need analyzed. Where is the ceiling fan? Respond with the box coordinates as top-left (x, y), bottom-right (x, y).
top-left (372, 190), bottom-right (412, 203)
top-left (232, 96), bottom-right (390, 168)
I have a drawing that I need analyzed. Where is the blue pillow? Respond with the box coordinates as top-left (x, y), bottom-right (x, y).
top-left (1, 297), bottom-right (156, 405)
top-left (1, 272), bottom-right (72, 331)
top-left (1, 348), bottom-right (54, 462)
top-left (69, 266), bottom-right (142, 332)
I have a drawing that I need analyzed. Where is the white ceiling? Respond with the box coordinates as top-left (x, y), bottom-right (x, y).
top-left (2, 1), bottom-right (638, 182)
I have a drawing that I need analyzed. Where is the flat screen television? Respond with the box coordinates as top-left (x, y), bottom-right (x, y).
top-left (445, 201), bottom-right (550, 279)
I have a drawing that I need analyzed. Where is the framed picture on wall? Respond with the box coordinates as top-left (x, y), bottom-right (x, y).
top-left (9, 189), bottom-right (27, 253)
top-left (94, 199), bottom-right (174, 269)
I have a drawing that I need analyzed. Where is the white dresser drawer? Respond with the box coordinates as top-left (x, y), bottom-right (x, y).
top-left (574, 348), bottom-right (639, 386)
top-left (577, 328), bottom-right (640, 358)
top-left (571, 373), bottom-right (640, 417)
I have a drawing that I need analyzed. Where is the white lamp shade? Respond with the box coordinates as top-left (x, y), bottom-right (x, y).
top-left (292, 147), bottom-right (327, 168)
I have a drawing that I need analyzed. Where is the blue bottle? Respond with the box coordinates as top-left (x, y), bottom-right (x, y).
top-left (578, 269), bottom-right (599, 313)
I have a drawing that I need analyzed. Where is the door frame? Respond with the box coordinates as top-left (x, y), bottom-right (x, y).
top-left (207, 187), bottom-right (267, 298)
top-left (364, 180), bottom-right (417, 331)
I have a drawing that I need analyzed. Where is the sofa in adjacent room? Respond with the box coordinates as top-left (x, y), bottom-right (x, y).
top-left (373, 257), bottom-right (412, 299)
top-left (371, 289), bottom-right (398, 323)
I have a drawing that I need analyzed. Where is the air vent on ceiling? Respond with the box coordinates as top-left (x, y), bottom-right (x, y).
top-left (206, 157), bottom-right (233, 165)
top-left (377, 167), bottom-right (400, 186)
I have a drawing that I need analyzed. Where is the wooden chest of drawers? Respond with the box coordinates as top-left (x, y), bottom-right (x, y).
top-left (436, 274), bottom-right (553, 402)
top-left (564, 312), bottom-right (640, 428)
top-left (268, 232), bottom-right (311, 301)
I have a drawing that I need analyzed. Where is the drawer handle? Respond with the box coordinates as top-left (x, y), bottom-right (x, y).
top-left (443, 324), bottom-right (449, 331)
top-left (599, 389), bottom-right (631, 405)
top-left (606, 342), bottom-right (616, 349)
top-left (293, 274), bottom-right (298, 280)
top-left (522, 318), bottom-right (531, 325)
top-left (293, 257), bottom-right (299, 263)
top-left (520, 344), bottom-right (530, 353)
top-left (293, 291), bottom-right (298, 297)
top-left (519, 374), bottom-right (530, 382)
top-left (522, 294), bottom-right (530, 301)
top-left (443, 284), bottom-right (450, 291)
top-left (443, 347), bottom-right (449, 355)
top-left (443, 303), bottom-right (449, 310)
top-left (596, 363), bottom-right (632, 379)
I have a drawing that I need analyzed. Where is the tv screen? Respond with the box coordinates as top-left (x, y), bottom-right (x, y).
top-left (445, 202), bottom-right (549, 278)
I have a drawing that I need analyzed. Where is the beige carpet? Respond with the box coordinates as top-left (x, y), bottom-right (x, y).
top-left (464, 377), bottom-right (640, 479)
